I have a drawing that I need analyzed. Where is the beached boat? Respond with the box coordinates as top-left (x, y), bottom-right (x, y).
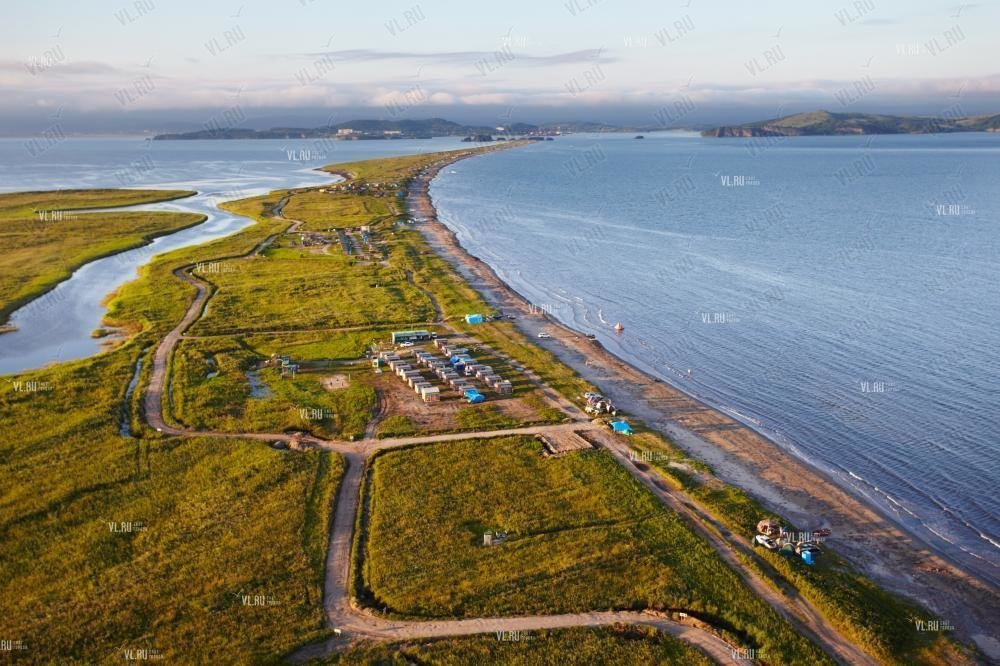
top-left (614, 322), bottom-right (624, 333)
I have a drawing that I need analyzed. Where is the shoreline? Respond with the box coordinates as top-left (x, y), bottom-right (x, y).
top-left (409, 155), bottom-right (1000, 659)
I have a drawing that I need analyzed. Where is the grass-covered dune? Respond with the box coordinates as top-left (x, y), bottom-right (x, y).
top-left (320, 625), bottom-right (715, 665)
top-left (360, 436), bottom-right (830, 664)
top-left (0, 188), bottom-right (200, 326)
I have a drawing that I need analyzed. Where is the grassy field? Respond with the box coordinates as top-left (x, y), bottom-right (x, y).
top-left (171, 332), bottom-right (378, 440)
top-left (189, 234), bottom-right (434, 335)
top-left (0, 188), bottom-right (200, 325)
top-left (360, 436), bottom-right (830, 664)
top-left (0, 344), bottom-right (343, 663)
top-left (320, 625), bottom-right (715, 665)
top-left (282, 190), bottom-right (394, 231)
top-left (622, 433), bottom-right (970, 665)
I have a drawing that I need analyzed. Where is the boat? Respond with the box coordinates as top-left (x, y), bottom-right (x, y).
top-left (614, 322), bottom-right (624, 333)
top-left (634, 135), bottom-right (645, 139)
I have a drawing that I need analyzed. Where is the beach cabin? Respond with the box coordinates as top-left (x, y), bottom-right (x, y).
top-left (610, 420), bottom-right (634, 436)
top-left (464, 388), bottom-right (486, 404)
top-left (413, 381), bottom-right (432, 394)
top-left (465, 314), bottom-right (485, 324)
top-left (420, 386), bottom-right (441, 403)
top-left (495, 380), bottom-right (513, 394)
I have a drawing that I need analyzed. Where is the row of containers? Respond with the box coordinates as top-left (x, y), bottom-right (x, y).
top-left (432, 339), bottom-right (513, 396)
top-left (377, 342), bottom-right (512, 403)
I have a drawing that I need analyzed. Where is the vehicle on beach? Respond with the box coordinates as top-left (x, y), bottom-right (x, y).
top-left (754, 534), bottom-right (778, 549)
top-left (812, 528), bottom-right (832, 537)
top-left (537, 332), bottom-right (552, 339)
top-left (399, 341), bottom-right (415, 348)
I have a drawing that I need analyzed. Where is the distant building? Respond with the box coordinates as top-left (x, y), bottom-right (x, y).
top-left (391, 330), bottom-right (433, 344)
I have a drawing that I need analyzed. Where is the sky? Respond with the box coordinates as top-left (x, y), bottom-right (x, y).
top-left (1, 0), bottom-right (998, 134)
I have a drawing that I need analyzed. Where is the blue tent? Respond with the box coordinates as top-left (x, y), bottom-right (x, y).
top-left (802, 550), bottom-right (815, 565)
top-left (610, 420), bottom-right (633, 436)
top-left (465, 313), bottom-right (485, 324)
top-left (464, 389), bottom-right (485, 403)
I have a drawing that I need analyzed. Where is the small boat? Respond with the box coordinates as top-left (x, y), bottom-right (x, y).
top-left (614, 322), bottom-right (624, 333)
top-left (634, 135), bottom-right (645, 139)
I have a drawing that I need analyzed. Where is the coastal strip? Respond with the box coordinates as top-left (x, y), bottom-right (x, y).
top-left (409, 156), bottom-right (1000, 659)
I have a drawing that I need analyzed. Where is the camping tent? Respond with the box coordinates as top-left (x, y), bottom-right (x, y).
top-left (464, 389), bottom-right (485, 404)
top-left (610, 420), bottom-right (633, 436)
top-left (465, 314), bottom-right (485, 324)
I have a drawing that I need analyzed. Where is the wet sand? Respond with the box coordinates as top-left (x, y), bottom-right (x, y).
top-left (408, 156), bottom-right (1000, 660)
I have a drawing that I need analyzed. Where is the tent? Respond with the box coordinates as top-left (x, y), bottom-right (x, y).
top-left (610, 420), bottom-right (633, 436)
top-left (802, 550), bottom-right (815, 565)
top-left (465, 313), bottom-right (485, 324)
top-left (464, 389), bottom-right (485, 404)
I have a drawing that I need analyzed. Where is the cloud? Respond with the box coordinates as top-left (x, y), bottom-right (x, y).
top-left (0, 60), bottom-right (127, 76)
top-left (300, 48), bottom-right (615, 67)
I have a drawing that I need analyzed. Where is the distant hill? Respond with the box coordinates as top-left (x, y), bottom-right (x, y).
top-left (153, 118), bottom-right (620, 140)
top-left (701, 110), bottom-right (1000, 137)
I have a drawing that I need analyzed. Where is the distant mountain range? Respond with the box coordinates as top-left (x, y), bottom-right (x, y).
top-left (701, 110), bottom-right (1000, 137)
top-left (152, 118), bottom-right (620, 140)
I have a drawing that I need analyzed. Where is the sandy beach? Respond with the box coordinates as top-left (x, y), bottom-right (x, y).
top-left (408, 157), bottom-right (1000, 661)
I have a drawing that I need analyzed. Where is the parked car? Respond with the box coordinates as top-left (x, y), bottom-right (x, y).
top-left (399, 341), bottom-right (415, 348)
top-left (537, 332), bottom-right (552, 339)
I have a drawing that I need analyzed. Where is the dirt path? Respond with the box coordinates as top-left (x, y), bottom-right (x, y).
top-left (141, 150), bottom-right (880, 665)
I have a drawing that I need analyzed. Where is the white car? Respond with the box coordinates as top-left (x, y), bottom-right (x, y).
top-left (399, 341), bottom-right (415, 348)
top-left (537, 332), bottom-right (552, 339)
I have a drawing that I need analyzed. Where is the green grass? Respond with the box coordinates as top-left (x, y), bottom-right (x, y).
top-left (375, 415), bottom-right (419, 438)
top-left (360, 436), bottom-right (830, 664)
top-left (189, 240), bottom-right (434, 335)
top-left (454, 404), bottom-right (520, 430)
top-left (624, 434), bottom-right (970, 666)
top-left (171, 334), bottom-right (376, 440)
top-left (319, 625), bottom-right (715, 665)
top-left (0, 188), bottom-right (200, 325)
top-left (283, 191), bottom-right (393, 231)
top-left (0, 345), bottom-right (343, 663)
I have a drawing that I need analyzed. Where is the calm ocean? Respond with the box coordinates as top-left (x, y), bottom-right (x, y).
top-left (430, 132), bottom-right (1000, 583)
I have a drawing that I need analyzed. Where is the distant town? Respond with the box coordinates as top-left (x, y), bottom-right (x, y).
top-left (152, 118), bottom-right (616, 141)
